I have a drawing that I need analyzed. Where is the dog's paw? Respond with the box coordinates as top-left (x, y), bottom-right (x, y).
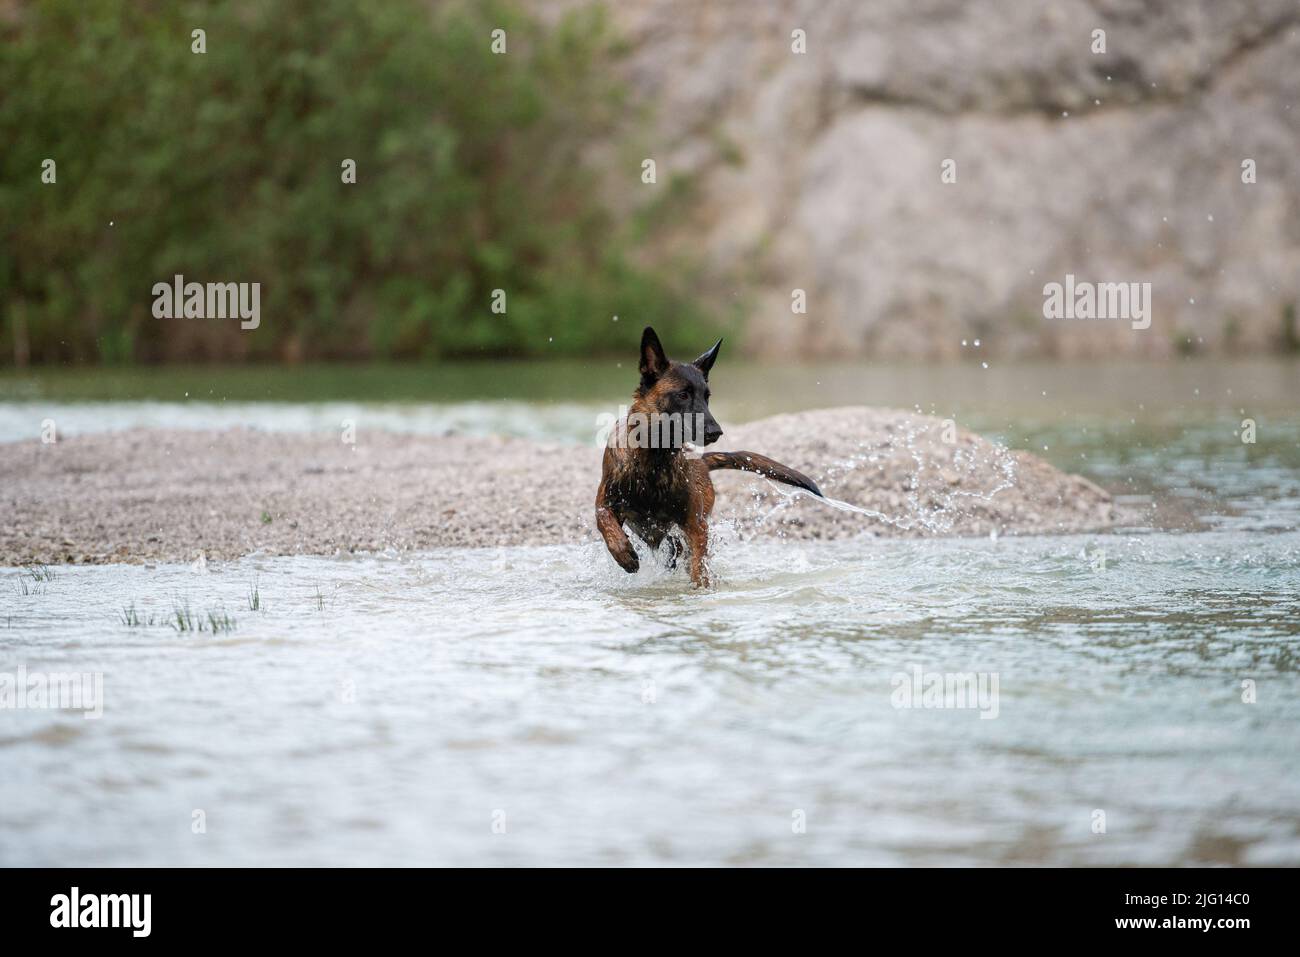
top-left (607, 541), bottom-right (639, 573)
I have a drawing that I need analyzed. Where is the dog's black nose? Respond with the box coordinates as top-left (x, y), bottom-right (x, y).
top-left (703, 427), bottom-right (723, 446)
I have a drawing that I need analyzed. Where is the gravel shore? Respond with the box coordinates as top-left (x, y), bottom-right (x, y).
top-left (1, 407), bottom-right (1116, 566)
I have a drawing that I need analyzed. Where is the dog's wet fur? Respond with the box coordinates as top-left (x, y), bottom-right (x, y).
top-left (596, 326), bottom-right (823, 587)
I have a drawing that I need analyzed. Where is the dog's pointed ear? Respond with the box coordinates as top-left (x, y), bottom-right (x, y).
top-left (640, 326), bottom-right (669, 385)
top-left (692, 337), bottom-right (722, 378)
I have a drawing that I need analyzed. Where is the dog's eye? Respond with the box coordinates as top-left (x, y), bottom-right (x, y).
top-left (677, 390), bottom-right (690, 400)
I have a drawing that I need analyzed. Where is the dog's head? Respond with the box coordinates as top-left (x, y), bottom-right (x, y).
top-left (634, 326), bottom-right (724, 446)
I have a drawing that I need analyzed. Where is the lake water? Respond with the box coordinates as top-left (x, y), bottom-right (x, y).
top-left (2, 359), bottom-right (1298, 865)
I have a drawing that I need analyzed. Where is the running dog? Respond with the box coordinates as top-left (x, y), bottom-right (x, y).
top-left (595, 327), bottom-right (823, 587)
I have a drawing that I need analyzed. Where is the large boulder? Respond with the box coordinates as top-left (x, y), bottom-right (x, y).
top-left (545, 0), bottom-right (1300, 358)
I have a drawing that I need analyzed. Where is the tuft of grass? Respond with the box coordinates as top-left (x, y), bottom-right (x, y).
top-left (313, 585), bottom-right (326, 612)
top-left (15, 564), bottom-right (55, 594)
top-left (260, 510), bottom-right (273, 525)
top-left (247, 578), bottom-right (264, 612)
top-left (205, 609), bottom-right (238, 633)
top-left (120, 604), bottom-right (152, 627)
top-left (171, 602), bottom-right (196, 632)
top-left (168, 601), bottom-right (236, 634)
top-left (120, 601), bottom-right (234, 631)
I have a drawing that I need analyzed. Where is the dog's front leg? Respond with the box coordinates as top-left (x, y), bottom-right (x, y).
top-left (595, 497), bottom-right (639, 574)
top-left (684, 465), bottom-right (716, 588)
top-left (684, 514), bottom-right (710, 588)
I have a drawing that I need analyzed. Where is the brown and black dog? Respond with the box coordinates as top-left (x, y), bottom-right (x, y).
top-left (595, 326), bottom-right (822, 587)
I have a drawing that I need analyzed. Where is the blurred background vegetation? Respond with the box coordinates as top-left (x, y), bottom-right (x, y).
top-left (0, 0), bottom-right (720, 366)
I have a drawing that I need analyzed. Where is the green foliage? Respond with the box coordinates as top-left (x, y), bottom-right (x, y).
top-left (0, 0), bottom-right (716, 364)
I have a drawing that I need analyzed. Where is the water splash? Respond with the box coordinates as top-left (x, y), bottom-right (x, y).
top-left (738, 419), bottom-right (1020, 535)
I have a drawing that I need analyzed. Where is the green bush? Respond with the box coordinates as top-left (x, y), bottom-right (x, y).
top-left (0, 0), bottom-right (717, 364)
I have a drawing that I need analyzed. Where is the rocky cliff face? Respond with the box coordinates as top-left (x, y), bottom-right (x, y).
top-left (540, 0), bottom-right (1300, 358)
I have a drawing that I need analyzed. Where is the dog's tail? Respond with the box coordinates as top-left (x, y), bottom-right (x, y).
top-left (702, 450), bottom-right (823, 497)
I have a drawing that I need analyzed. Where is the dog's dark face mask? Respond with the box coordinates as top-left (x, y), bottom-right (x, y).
top-left (637, 327), bottom-right (724, 448)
